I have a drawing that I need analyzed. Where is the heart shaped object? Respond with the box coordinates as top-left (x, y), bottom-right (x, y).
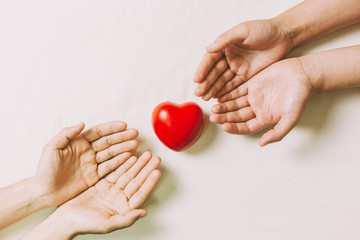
top-left (152, 101), bottom-right (205, 151)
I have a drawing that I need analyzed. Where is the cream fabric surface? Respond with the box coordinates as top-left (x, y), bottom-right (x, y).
top-left (1, 0), bottom-right (360, 239)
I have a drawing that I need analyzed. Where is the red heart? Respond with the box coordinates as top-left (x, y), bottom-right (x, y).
top-left (152, 101), bottom-right (205, 151)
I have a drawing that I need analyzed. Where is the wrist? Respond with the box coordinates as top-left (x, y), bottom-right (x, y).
top-left (27, 176), bottom-right (53, 209)
top-left (271, 14), bottom-right (299, 49)
top-left (20, 209), bottom-right (76, 240)
top-left (297, 56), bottom-right (320, 93)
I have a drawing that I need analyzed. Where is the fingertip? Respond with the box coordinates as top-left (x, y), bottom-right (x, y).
top-left (152, 155), bottom-right (161, 165)
top-left (128, 128), bottom-right (139, 137)
top-left (139, 210), bottom-right (148, 218)
top-left (259, 132), bottom-right (272, 147)
top-left (221, 123), bottom-right (231, 132)
top-left (115, 121), bottom-right (127, 131)
top-left (206, 43), bottom-right (220, 52)
top-left (209, 114), bottom-right (216, 122)
top-left (75, 122), bottom-right (85, 129)
top-left (193, 73), bottom-right (203, 83)
top-left (130, 155), bottom-right (138, 162)
top-left (142, 151), bottom-right (152, 159)
top-left (201, 95), bottom-right (211, 101)
top-left (70, 122), bottom-right (85, 135)
top-left (194, 87), bottom-right (203, 97)
top-left (211, 104), bottom-right (221, 113)
top-left (259, 140), bottom-right (267, 147)
top-left (131, 139), bottom-right (139, 149)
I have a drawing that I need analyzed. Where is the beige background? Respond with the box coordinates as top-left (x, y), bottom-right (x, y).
top-left (1, 0), bottom-right (360, 239)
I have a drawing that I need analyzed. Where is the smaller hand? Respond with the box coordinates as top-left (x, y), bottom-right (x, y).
top-left (210, 58), bottom-right (313, 146)
top-left (194, 19), bottom-right (292, 101)
top-left (35, 121), bottom-right (139, 207)
top-left (54, 151), bottom-right (161, 236)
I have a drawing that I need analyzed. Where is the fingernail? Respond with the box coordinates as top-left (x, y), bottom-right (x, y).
top-left (206, 43), bottom-right (218, 51)
top-left (202, 95), bottom-right (209, 101)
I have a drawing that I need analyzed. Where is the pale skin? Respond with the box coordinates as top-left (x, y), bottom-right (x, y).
top-left (0, 121), bottom-right (141, 229)
top-left (20, 151), bottom-right (161, 240)
top-left (194, 0), bottom-right (360, 101)
top-left (210, 45), bottom-right (360, 146)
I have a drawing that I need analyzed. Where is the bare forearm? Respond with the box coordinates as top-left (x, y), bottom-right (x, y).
top-left (20, 210), bottom-right (75, 240)
top-left (299, 45), bottom-right (360, 92)
top-left (0, 177), bottom-right (48, 229)
top-left (273, 0), bottom-right (360, 47)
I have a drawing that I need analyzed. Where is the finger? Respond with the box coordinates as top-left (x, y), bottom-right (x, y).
top-left (105, 209), bottom-right (147, 232)
top-left (259, 114), bottom-right (298, 147)
top-left (211, 96), bottom-right (249, 114)
top-left (82, 121), bottom-right (127, 142)
top-left (116, 151), bottom-right (152, 189)
top-left (105, 156), bottom-right (137, 184)
top-left (195, 58), bottom-right (228, 99)
top-left (124, 156), bottom-right (161, 199)
top-left (215, 75), bottom-right (246, 99)
top-left (91, 128), bottom-right (138, 152)
top-left (206, 24), bottom-right (247, 52)
top-left (193, 52), bottom-right (223, 84)
top-left (210, 107), bottom-right (255, 124)
top-left (96, 140), bottom-right (138, 163)
top-left (98, 152), bottom-right (132, 179)
top-left (222, 118), bottom-right (265, 135)
top-left (217, 83), bottom-right (248, 103)
top-left (48, 122), bottom-right (85, 149)
top-left (202, 68), bottom-right (234, 101)
top-left (129, 170), bottom-right (161, 209)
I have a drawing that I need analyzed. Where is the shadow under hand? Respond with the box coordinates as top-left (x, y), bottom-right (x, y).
top-left (185, 113), bottom-right (219, 155)
top-left (296, 88), bottom-right (360, 153)
top-left (0, 208), bottom-right (55, 240)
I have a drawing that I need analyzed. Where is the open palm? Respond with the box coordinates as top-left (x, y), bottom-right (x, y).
top-left (54, 151), bottom-right (161, 235)
top-left (194, 20), bottom-right (292, 101)
top-left (35, 121), bottom-right (139, 207)
top-left (210, 58), bottom-right (313, 146)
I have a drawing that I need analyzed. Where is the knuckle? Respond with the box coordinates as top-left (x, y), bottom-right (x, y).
top-left (105, 136), bottom-right (113, 146)
top-left (107, 148), bottom-right (115, 158)
top-left (95, 126), bottom-right (103, 137)
top-left (96, 154), bottom-right (102, 163)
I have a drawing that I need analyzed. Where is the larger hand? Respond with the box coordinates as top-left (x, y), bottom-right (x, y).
top-left (21, 152), bottom-right (161, 240)
top-left (210, 58), bottom-right (313, 146)
top-left (194, 19), bottom-right (292, 101)
top-left (35, 121), bottom-right (139, 207)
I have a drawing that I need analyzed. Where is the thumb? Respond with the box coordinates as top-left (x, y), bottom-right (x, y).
top-left (206, 24), bottom-right (247, 52)
top-left (105, 209), bottom-right (147, 232)
top-left (259, 114), bottom-right (298, 147)
top-left (48, 122), bottom-right (85, 149)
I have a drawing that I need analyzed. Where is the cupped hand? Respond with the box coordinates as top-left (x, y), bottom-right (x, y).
top-left (194, 19), bottom-right (293, 101)
top-left (210, 58), bottom-right (313, 146)
top-left (35, 121), bottom-right (139, 207)
top-left (54, 151), bottom-right (161, 236)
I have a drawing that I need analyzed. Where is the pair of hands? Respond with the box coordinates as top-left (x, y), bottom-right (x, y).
top-left (30, 121), bottom-right (160, 237)
top-left (194, 20), bottom-right (313, 146)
